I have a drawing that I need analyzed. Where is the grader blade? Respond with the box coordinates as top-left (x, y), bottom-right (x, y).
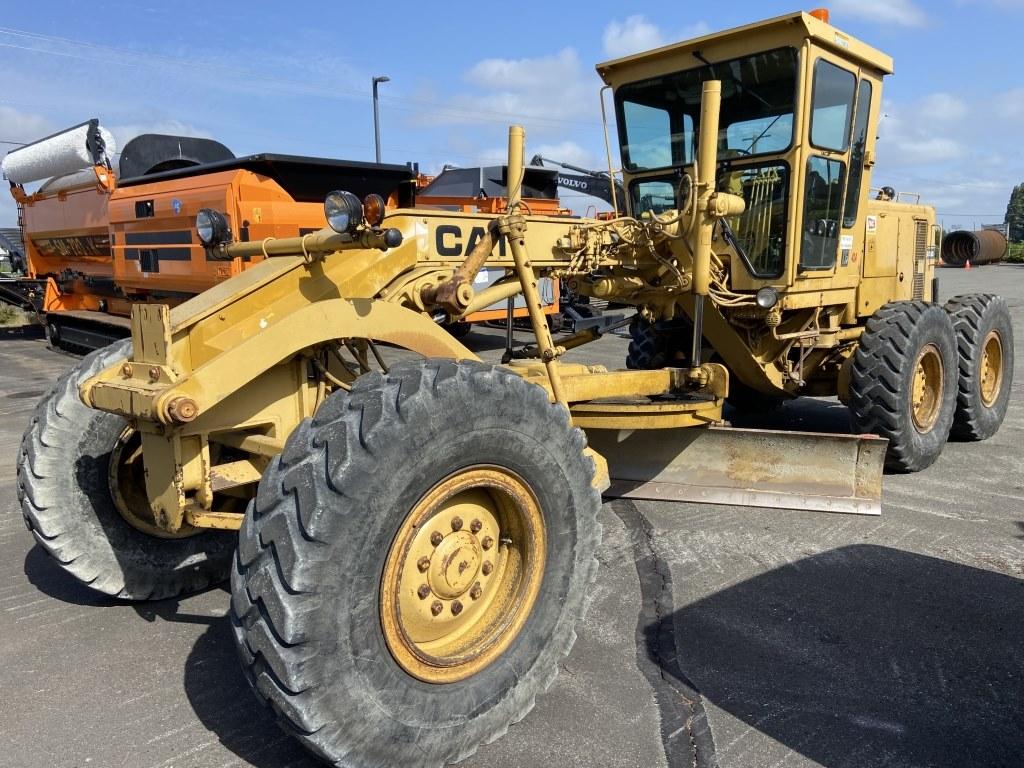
top-left (588, 426), bottom-right (887, 515)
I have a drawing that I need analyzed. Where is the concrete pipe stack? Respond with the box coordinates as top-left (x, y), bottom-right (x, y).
top-left (941, 229), bottom-right (1008, 267)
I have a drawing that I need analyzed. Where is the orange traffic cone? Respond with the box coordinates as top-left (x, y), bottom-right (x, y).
top-left (965, 259), bottom-right (972, 270)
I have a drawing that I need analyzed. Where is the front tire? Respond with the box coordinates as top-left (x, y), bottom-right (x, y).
top-left (945, 294), bottom-right (1014, 441)
top-left (849, 301), bottom-right (958, 472)
top-left (626, 318), bottom-right (689, 370)
top-left (230, 359), bottom-right (601, 767)
top-left (17, 340), bottom-right (235, 599)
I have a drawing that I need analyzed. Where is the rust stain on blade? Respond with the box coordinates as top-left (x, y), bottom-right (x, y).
top-left (586, 425), bottom-right (886, 516)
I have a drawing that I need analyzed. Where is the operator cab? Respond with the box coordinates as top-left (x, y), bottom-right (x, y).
top-left (597, 9), bottom-right (892, 292)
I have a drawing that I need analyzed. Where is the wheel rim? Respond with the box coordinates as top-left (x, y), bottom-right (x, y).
top-left (979, 330), bottom-right (1004, 407)
top-left (381, 466), bottom-right (546, 684)
top-left (911, 344), bottom-right (944, 432)
top-left (108, 428), bottom-right (196, 539)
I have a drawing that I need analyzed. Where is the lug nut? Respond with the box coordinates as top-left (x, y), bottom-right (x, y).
top-left (451, 516), bottom-right (463, 531)
top-left (470, 519), bottom-right (482, 533)
top-left (430, 531), bottom-right (443, 546)
top-left (482, 536), bottom-right (494, 550)
top-left (417, 556), bottom-right (430, 573)
top-left (121, 363), bottom-right (133, 378)
top-left (470, 582), bottom-right (482, 600)
top-left (451, 600), bottom-right (463, 616)
top-left (482, 561), bottom-right (493, 576)
top-left (417, 584), bottom-right (430, 600)
top-left (148, 366), bottom-right (161, 382)
top-left (431, 601), bottom-right (443, 616)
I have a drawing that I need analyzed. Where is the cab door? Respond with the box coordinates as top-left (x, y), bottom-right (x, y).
top-left (798, 57), bottom-right (859, 276)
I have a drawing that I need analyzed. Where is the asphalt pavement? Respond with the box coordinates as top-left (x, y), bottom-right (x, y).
top-left (1, 265), bottom-right (1022, 768)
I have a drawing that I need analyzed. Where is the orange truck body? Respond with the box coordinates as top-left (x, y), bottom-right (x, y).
top-left (11, 153), bottom-right (559, 347)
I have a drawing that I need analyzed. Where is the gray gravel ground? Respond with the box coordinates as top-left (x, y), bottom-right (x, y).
top-left (0, 265), bottom-right (1022, 768)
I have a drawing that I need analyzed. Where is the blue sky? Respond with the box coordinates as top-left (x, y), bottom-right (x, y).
top-left (2, 0), bottom-right (1022, 230)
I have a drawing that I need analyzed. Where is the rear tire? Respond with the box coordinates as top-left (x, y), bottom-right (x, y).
top-left (626, 318), bottom-right (689, 369)
top-left (945, 294), bottom-right (1014, 441)
top-left (17, 340), bottom-right (235, 599)
top-left (230, 359), bottom-right (601, 767)
top-left (849, 301), bottom-right (958, 473)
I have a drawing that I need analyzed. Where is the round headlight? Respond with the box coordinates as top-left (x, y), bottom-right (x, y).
top-left (324, 190), bottom-right (363, 235)
top-left (196, 209), bottom-right (230, 247)
top-left (756, 286), bottom-right (779, 309)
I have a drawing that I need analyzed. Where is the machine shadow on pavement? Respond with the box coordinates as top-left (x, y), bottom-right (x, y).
top-left (725, 397), bottom-right (856, 436)
top-left (654, 544), bottom-right (1024, 768)
top-left (182, 615), bottom-right (321, 767)
top-left (23, 542), bottom-right (315, 766)
top-left (23, 544), bottom-right (115, 607)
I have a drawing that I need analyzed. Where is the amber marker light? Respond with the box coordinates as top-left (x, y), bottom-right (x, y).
top-left (363, 193), bottom-right (386, 226)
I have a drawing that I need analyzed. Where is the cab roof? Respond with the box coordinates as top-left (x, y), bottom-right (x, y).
top-left (596, 11), bottom-right (894, 82)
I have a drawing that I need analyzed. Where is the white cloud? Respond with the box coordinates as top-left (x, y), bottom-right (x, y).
top-left (107, 120), bottom-right (212, 150)
top-left (602, 16), bottom-right (710, 58)
top-left (416, 48), bottom-right (601, 136)
top-left (894, 137), bottom-right (965, 164)
top-left (465, 48), bottom-right (579, 92)
top-left (918, 93), bottom-right (968, 122)
top-left (831, 0), bottom-right (928, 27)
top-left (602, 16), bottom-right (665, 58)
top-left (874, 90), bottom-right (1022, 222)
top-left (0, 106), bottom-right (57, 226)
top-left (996, 88), bottom-right (1024, 119)
top-left (0, 105), bottom-right (55, 145)
top-left (878, 100), bottom-right (965, 165)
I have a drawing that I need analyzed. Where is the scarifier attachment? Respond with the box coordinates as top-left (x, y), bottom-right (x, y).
top-left (588, 426), bottom-right (887, 516)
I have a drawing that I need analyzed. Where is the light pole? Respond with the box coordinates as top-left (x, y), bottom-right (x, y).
top-left (372, 75), bottom-right (390, 164)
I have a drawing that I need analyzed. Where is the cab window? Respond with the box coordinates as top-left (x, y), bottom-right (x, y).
top-left (617, 47), bottom-right (799, 171)
top-left (801, 156), bottom-right (846, 269)
top-left (843, 79), bottom-right (873, 228)
top-left (719, 162), bottom-right (790, 278)
top-left (810, 60), bottom-right (856, 152)
top-left (630, 178), bottom-right (678, 215)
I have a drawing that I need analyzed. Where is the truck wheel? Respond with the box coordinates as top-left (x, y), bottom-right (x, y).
top-left (945, 294), bottom-right (1014, 441)
top-left (17, 339), bottom-right (234, 599)
top-left (626, 318), bottom-right (686, 369)
top-left (231, 359), bottom-right (601, 768)
top-left (849, 301), bottom-right (958, 472)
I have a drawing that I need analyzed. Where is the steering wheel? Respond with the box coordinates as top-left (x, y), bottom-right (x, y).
top-left (677, 172), bottom-right (694, 214)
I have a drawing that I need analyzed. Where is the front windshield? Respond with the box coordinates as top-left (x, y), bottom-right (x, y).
top-left (616, 48), bottom-right (799, 171)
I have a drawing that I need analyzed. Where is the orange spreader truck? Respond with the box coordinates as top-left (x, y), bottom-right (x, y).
top-left (2, 122), bottom-right (563, 350)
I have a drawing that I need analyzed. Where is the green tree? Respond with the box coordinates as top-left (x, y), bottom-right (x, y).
top-left (1006, 183), bottom-right (1024, 242)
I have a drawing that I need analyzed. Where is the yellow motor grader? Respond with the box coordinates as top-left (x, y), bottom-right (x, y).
top-left (17, 10), bottom-right (1012, 767)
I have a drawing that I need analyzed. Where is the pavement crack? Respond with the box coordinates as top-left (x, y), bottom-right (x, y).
top-left (611, 498), bottom-right (718, 768)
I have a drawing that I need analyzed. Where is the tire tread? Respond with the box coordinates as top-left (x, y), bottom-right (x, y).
top-left (231, 359), bottom-right (601, 767)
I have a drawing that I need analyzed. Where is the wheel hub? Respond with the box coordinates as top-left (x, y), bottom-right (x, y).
top-left (911, 344), bottom-right (943, 433)
top-left (979, 330), bottom-right (1003, 407)
top-left (428, 530), bottom-right (482, 598)
top-left (381, 466), bottom-right (545, 683)
top-left (108, 428), bottom-right (196, 539)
